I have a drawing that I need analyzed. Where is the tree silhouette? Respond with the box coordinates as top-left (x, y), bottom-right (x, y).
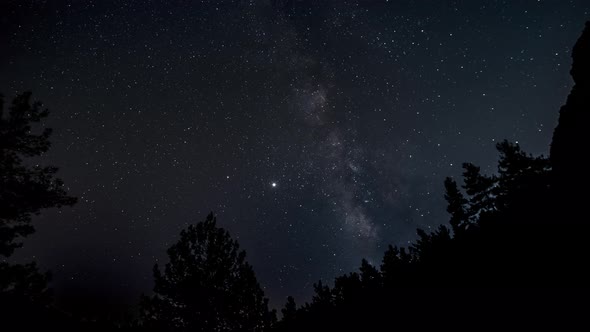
top-left (280, 296), bottom-right (297, 324)
top-left (0, 91), bottom-right (77, 327)
top-left (275, 21), bottom-right (590, 330)
top-left (273, 139), bottom-right (574, 330)
top-left (140, 213), bottom-right (275, 331)
top-left (0, 91), bottom-right (77, 257)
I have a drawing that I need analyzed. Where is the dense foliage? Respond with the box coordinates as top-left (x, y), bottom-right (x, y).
top-left (140, 214), bottom-right (276, 332)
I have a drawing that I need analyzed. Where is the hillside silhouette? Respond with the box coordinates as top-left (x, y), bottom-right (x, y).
top-left (271, 21), bottom-right (590, 331)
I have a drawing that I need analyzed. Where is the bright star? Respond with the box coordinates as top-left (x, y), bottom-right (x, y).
top-left (271, 182), bottom-right (277, 188)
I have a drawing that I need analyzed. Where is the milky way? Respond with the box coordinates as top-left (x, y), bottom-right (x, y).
top-left (1, 0), bottom-right (588, 314)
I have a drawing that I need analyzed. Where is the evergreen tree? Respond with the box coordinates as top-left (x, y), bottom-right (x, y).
top-left (0, 91), bottom-right (76, 317)
top-left (280, 296), bottom-right (297, 324)
top-left (0, 91), bottom-right (77, 257)
top-left (359, 259), bottom-right (381, 290)
top-left (443, 177), bottom-right (469, 234)
top-left (380, 245), bottom-right (413, 286)
top-left (140, 213), bottom-right (275, 332)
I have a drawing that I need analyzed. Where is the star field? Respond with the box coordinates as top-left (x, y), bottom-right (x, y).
top-left (1, 0), bottom-right (588, 314)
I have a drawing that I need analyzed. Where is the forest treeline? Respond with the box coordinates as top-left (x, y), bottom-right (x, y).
top-left (1, 21), bottom-right (589, 331)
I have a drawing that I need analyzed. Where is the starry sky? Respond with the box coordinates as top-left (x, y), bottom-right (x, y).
top-left (1, 0), bottom-right (588, 315)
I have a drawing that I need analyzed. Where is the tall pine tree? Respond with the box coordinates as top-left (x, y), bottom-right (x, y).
top-left (140, 213), bottom-right (275, 332)
top-left (0, 91), bottom-right (77, 326)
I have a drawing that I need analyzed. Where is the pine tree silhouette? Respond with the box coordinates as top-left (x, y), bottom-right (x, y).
top-left (140, 213), bottom-right (275, 331)
top-left (0, 91), bottom-right (77, 257)
top-left (280, 296), bottom-right (297, 324)
top-left (0, 91), bottom-right (77, 329)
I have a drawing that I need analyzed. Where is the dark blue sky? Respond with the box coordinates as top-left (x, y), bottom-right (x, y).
top-left (1, 0), bottom-right (588, 315)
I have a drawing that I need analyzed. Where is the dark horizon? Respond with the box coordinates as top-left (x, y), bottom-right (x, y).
top-left (1, 0), bottom-right (589, 321)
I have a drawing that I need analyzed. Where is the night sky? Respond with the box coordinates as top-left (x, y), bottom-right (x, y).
top-left (1, 0), bottom-right (588, 315)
